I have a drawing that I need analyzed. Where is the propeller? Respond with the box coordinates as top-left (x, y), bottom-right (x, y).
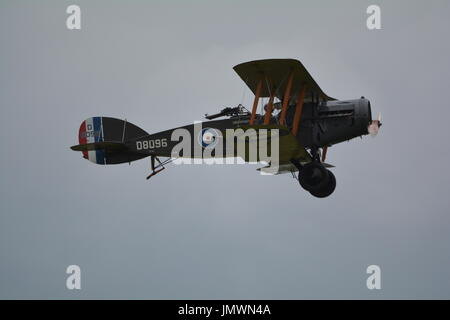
top-left (368, 112), bottom-right (382, 137)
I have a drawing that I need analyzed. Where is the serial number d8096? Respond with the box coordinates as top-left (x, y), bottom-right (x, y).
top-left (136, 139), bottom-right (168, 150)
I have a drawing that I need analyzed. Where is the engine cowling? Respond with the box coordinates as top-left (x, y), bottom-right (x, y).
top-left (285, 98), bottom-right (374, 147)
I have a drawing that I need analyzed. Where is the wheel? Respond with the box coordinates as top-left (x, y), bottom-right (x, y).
top-left (298, 162), bottom-right (330, 192)
top-left (309, 170), bottom-right (336, 198)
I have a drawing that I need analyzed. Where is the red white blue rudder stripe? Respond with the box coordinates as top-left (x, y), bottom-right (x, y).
top-left (78, 117), bottom-right (106, 165)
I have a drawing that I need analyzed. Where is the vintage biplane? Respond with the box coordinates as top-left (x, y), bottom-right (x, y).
top-left (71, 59), bottom-right (381, 198)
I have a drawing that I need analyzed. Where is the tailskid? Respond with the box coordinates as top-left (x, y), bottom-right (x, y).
top-left (146, 156), bottom-right (173, 180)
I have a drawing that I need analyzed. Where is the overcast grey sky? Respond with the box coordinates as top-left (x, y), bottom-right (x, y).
top-left (1, 0), bottom-right (450, 299)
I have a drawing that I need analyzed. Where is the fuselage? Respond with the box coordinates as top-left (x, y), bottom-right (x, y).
top-left (125, 97), bottom-right (373, 161)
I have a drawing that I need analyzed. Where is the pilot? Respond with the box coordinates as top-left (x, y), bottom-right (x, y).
top-left (263, 101), bottom-right (282, 113)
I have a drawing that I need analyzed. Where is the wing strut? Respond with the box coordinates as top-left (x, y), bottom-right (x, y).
top-left (291, 84), bottom-right (307, 136)
top-left (249, 77), bottom-right (263, 125)
top-left (279, 70), bottom-right (294, 126)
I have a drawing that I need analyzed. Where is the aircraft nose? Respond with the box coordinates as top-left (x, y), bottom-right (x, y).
top-left (368, 112), bottom-right (382, 137)
top-left (356, 98), bottom-right (381, 137)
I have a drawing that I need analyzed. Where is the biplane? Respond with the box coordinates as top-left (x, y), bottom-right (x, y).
top-left (71, 59), bottom-right (381, 198)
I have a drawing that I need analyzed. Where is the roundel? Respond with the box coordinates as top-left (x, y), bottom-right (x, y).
top-left (198, 128), bottom-right (221, 149)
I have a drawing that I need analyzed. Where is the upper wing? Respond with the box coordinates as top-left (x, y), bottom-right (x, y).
top-left (233, 59), bottom-right (335, 102)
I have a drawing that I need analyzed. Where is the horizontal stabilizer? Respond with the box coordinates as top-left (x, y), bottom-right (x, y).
top-left (70, 141), bottom-right (127, 152)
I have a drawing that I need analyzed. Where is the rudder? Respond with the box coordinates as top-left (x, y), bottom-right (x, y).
top-left (75, 117), bottom-right (149, 165)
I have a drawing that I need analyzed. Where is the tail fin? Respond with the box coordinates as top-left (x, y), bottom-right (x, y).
top-left (71, 117), bottom-right (149, 165)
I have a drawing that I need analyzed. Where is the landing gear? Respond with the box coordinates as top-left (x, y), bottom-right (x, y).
top-left (297, 162), bottom-right (336, 198)
top-left (307, 169), bottom-right (336, 198)
top-left (291, 149), bottom-right (337, 198)
top-left (298, 162), bottom-right (330, 192)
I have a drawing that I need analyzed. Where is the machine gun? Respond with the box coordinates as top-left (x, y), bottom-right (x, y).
top-left (204, 105), bottom-right (249, 120)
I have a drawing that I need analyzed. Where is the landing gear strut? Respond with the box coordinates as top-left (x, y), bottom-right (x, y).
top-left (291, 149), bottom-right (337, 198)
